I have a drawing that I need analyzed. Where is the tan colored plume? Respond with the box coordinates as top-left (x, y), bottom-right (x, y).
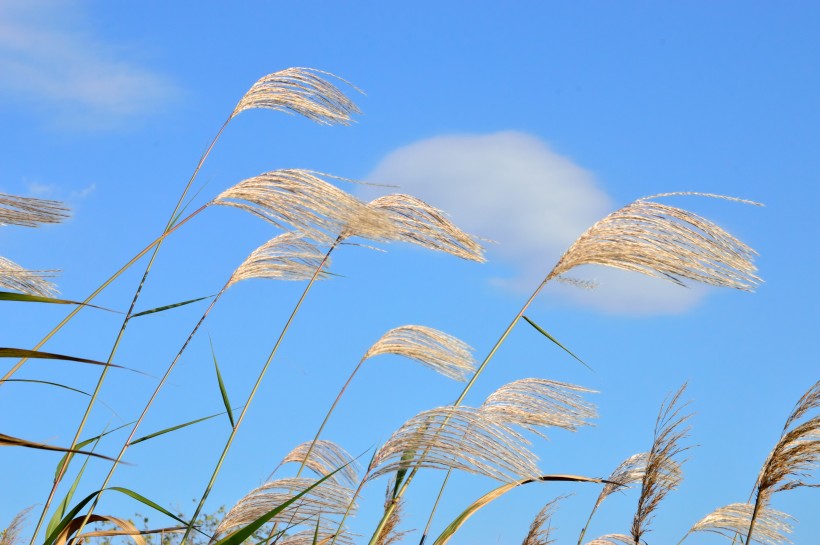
top-left (232, 67), bottom-right (361, 125)
top-left (367, 194), bottom-right (485, 262)
top-left (688, 503), bottom-right (793, 545)
top-left (521, 497), bottom-right (564, 545)
top-left (0, 256), bottom-right (58, 297)
top-left (0, 507), bottom-right (32, 545)
top-left (369, 405), bottom-right (540, 483)
top-left (0, 193), bottom-right (69, 227)
top-left (547, 195), bottom-right (760, 291)
top-left (214, 477), bottom-right (355, 541)
top-left (363, 325), bottom-right (476, 382)
top-left (630, 385), bottom-right (691, 544)
top-left (278, 440), bottom-right (359, 487)
top-left (376, 487), bottom-right (412, 545)
top-left (212, 169), bottom-right (393, 245)
top-left (584, 534), bottom-right (634, 545)
top-left (481, 378), bottom-right (597, 436)
top-left (228, 232), bottom-right (329, 287)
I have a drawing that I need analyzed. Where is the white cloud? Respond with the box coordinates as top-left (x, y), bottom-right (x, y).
top-left (364, 131), bottom-right (707, 315)
top-left (0, 0), bottom-right (177, 128)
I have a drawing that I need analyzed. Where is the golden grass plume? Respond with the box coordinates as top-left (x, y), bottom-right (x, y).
top-left (228, 232), bottom-right (330, 287)
top-left (278, 440), bottom-right (360, 487)
top-left (521, 496), bottom-right (564, 545)
top-left (363, 325), bottom-right (476, 382)
top-left (369, 405), bottom-right (540, 483)
top-left (232, 67), bottom-right (361, 125)
top-left (688, 503), bottom-right (793, 545)
top-left (0, 507), bottom-right (32, 545)
top-left (0, 256), bottom-right (58, 297)
top-left (213, 169), bottom-right (393, 245)
top-left (0, 193), bottom-right (69, 227)
top-left (481, 378), bottom-right (597, 436)
top-left (630, 384), bottom-right (691, 544)
top-left (367, 194), bottom-right (485, 262)
top-left (547, 195), bottom-right (760, 291)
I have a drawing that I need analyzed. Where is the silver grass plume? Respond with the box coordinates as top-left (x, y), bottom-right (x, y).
top-left (369, 405), bottom-right (540, 483)
top-left (481, 379), bottom-right (597, 436)
top-left (367, 194), bottom-right (485, 262)
top-left (687, 503), bottom-right (793, 545)
top-left (0, 507), bottom-right (32, 545)
top-left (630, 385), bottom-right (691, 544)
top-left (277, 530), bottom-right (353, 545)
top-left (0, 256), bottom-right (58, 297)
top-left (375, 485), bottom-right (412, 545)
top-left (212, 169), bottom-right (394, 245)
top-left (521, 497), bottom-right (564, 545)
top-left (232, 67), bottom-right (361, 125)
top-left (278, 440), bottom-right (360, 487)
top-left (0, 193), bottom-right (69, 227)
top-left (228, 232), bottom-right (329, 287)
top-left (547, 195), bottom-right (760, 290)
top-left (363, 325), bottom-right (476, 382)
top-left (585, 535), bottom-right (634, 545)
top-left (748, 380), bottom-right (820, 542)
top-left (213, 477), bottom-right (355, 541)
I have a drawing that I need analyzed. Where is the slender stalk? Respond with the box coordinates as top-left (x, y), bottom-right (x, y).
top-left (368, 278), bottom-right (551, 545)
top-left (576, 503), bottom-right (600, 545)
top-left (28, 117), bottom-right (230, 545)
top-left (73, 281), bottom-right (232, 540)
top-left (181, 244), bottom-right (337, 544)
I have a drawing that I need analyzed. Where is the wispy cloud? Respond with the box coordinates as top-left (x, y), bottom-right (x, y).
top-left (364, 131), bottom-right (706, 315)
top-left (0, 0), bottom-right (177, 128)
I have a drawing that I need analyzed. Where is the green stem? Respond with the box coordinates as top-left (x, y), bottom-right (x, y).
top-left (181, 244), bottom-right (336, 544)
top-left (28, 116), bottom-right (229, 545)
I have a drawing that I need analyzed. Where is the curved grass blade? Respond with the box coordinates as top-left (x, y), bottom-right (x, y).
top-left (46, 435), bottom-right (101, 539)
top-left (0, 291), bottom-right (116, 312)
top-left (521, 316), bottom-right (591, 371)
top-left (210, 337), bottom-right (235, 428)
top-left (53, 422), bottom-right (135, 480)
top-left (0, 348), bottom-right (128, 369)
top-left (1, 378), bottom-right (90, 397)
top-left (131, 295), bottom-right (214, 318)
top-left (108, 487), bottom-right (194, 529)
top-left (432, 475), bottom-right (603, 545)
top-left (128, 408), bottom-right (236, 446)
top-left (0, 433), bottom-right (119, 461)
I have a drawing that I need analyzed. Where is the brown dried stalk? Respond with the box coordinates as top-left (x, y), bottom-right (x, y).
top-left (481, 378), bottom-right (597, 436)
top-left (630, 385), bottom-right (691, 544)
top-left (369, 405), bottom-right (540, 483)
top-left (0, 256), bottom-right (58, 297)
top-left (0, 193), bottom-right (69, 227)
top-left (363, 325), bottom-right (476, 382)
top-left (367, 194), bottom-right (485, 262)
top-left (232, 67), bottom-right (361, 125)
top-left (547, 196), bottom-right (760, 290)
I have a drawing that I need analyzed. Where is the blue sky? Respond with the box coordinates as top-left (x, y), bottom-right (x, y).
top-left (1, 1), bottom-right (818, 544)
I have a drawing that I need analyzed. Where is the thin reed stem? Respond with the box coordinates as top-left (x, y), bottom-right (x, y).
top-left (181, 243), bottom-right (337, 544)
top-left (28, 117), bottom-right (229, 545)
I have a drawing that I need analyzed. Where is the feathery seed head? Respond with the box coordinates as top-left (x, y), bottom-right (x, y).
top-left (481, 379), bottom-right (597, 435)
top-left (213, 169), bottom-right (392, 245)
top-left (228, 232), bottom-right (329, 287)
top-left (689, 503), bottom-right (793, 545)
top-left (368, 194), bottom-right (486, 262)
top-left (363, 325), bottom-right (476, 382)
top-left (279, 440), bottom-right (359, 487)
top-left (548, 195), bottom-right (760, 291)
top-left (232, 67), bottom-right (361, 125)
top-left (0, 256), bottom-right (59, 297)
top-left (0, 193), bottom-right (69, 227)
top-left (369, 405), bottom-right (540, 483)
